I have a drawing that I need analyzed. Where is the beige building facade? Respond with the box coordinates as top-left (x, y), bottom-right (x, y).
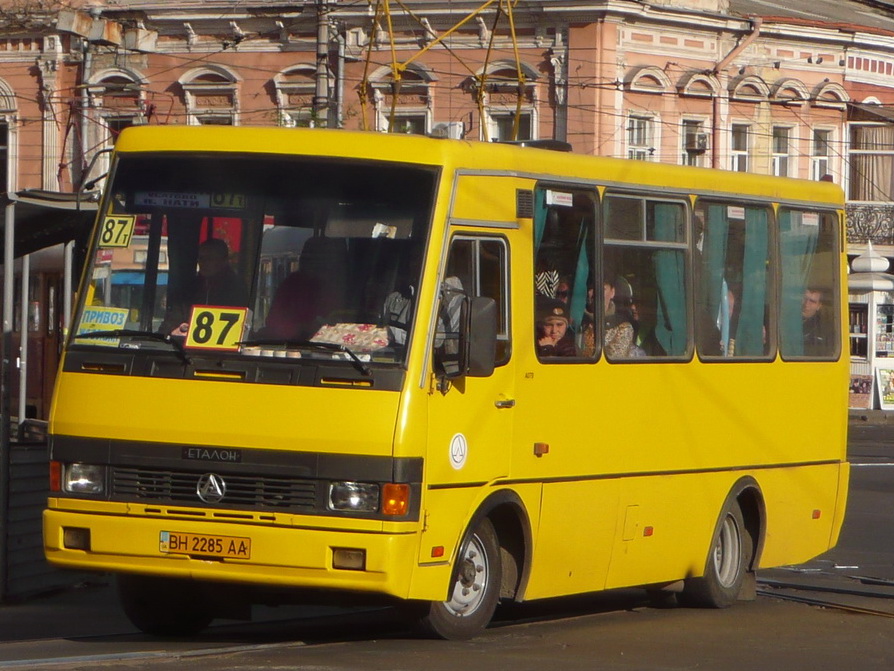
top-left (2, 0), bottom-right (894, 414)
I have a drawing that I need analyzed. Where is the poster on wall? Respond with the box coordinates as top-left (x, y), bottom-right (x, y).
top-left (850, 374), bottom-right (874, 410)
top-left (875, 368), bottom-right (894, 410)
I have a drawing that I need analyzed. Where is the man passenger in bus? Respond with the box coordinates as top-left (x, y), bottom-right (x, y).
top-left (802, 287), bottom-right (833, 355)
top-left (168, 238), bottom-right (248, 335)
top-left (536, 297), bottom-right (576, 357)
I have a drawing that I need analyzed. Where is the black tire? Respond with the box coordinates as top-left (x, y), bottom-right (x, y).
top-left (415, 517), bottom-right (501, 640)
top-left (681, 501), bottom-right (747, 609)
top-left (117, 574), bottom-right (214, 636)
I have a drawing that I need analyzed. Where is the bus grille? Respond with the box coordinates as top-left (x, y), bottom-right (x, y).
top-left (111, 467), bottom-right (318, 511)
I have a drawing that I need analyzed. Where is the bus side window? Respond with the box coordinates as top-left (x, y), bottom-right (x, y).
top-left (603, 195), bottom-right (689, 359)
top-left (695, 202), bottom-right (772, 359)
top-left (778, 209), bottom-right (839, 359)
top-left (533, 187), bottom-right (596, 361)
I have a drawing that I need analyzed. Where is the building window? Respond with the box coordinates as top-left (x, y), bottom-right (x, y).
top-left (628, 116), bottom-right (654, 160)
top-left (731, 124), bottom-right (750, 172)
top-left (0, 121), bottom-right (8, 193)
top-left (370, 66), bottom-right (434, 135)
top-left (180, 67), bottom-right (239, 126)
top-left (275, 65), bottom-right (321, 128)
top-left (490, 112), bottom-right (532, 142)
top-left (682, 120), bottom-right (707, 167)
top-left (479, 63), bottom-right (538, 142)
top-left (849, 123), bottom-right (894, 201)
top-left (772, 126), bottom-right (792, 177)
top-left (811, 129), bottom-right (832, 181)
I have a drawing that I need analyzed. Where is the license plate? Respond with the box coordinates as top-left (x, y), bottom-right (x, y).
top-left (159, 531), bottom-right (251, 559)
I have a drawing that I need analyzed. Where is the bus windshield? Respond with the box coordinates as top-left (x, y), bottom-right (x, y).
top-left (73, 154), bottom-right (436, 366)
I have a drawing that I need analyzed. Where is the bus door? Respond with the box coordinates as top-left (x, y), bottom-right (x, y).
top-left (425, 233), bottom-right (514, 499)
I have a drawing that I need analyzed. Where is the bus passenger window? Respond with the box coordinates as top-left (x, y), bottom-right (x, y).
top-left (779, 209), bottom-right (839, 359)
top-left (603, 195), bottom-right (689, 359)
top-left (695, 202), bottom-right (771, 359)
top-left (533, 187), bottom-right (596, 361)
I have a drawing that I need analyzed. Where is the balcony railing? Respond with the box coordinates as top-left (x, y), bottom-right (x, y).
top-left (846, 203), bottom-right (894, 246)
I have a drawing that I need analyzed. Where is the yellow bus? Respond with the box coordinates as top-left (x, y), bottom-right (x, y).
top-left (44, 126), bottom-right (848, 640)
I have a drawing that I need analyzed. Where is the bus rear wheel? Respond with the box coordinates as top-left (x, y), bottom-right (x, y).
top-left (117, 574), bottom-right (214, 636)
top-left (416, 517), bottom-right (501, 640)
top-left (681, 501), bottom-right (747, 609)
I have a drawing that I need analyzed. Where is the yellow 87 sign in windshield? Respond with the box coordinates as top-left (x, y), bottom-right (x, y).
top-left (185, 306), bottom-right (248, 351)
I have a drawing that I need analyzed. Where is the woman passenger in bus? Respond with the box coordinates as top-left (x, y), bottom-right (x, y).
top-left (536, 297), bottom-right (576, 357)
top-left (603, 277), bottom-right (634, 359)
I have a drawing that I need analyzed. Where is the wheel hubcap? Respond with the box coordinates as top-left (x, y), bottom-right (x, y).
top-left (713, 513), bottom-right (742, 588)
top-left (444, 532), bottom-right (489, 616)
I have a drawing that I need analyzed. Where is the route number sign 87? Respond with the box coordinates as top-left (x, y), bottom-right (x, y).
top-left (185, 306), bottom-right (248, 351)
top-left (99, 215), bottom-right (136, 248)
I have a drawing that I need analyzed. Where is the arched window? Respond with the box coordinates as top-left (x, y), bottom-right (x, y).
top-left (87, 69), bottom-right (147, 147)
top-left (729, 75), bottom-right (770, 102)
top-left (368, 64), bottom-right (436, 135)
top-left (0, 78), bottom-right (15, 193)
top-left (274, 65), bottom-right (319, 127)
top-left (625, 66), bottom-right (672, 94)
top-left (179, 66), bottom-right (239, 125)
top-left (476, 61), bottom-right (539, 142)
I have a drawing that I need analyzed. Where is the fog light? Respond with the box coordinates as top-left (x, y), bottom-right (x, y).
top-left (64, 463), bottom-right (106, 495)
top-left (63, 527), bottom-right (91, 551)
top-left (328, 482), bottom-right (379, 513)
top-left (332, 547), bottom-right (366, 570)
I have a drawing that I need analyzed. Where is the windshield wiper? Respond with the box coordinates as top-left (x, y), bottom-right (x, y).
top-left (73, 329), bottom-right (191, 365)
top-left (239, 338), bottom-right (371, 376)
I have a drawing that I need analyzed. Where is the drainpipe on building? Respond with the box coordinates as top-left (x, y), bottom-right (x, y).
top-left (711, 18), bottom-right (762, 169)
top-left (335, 30), bottom-right (345, 128)
top-left (314, 0), bottom-right (330, 127)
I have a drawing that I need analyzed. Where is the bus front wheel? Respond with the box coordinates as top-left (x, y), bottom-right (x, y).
top-left (117, 574), bottom-right (214, 636)
top-left (416, 517), bottom-right (501, 640)
top-left (681, 501), bottom-right (747, 609)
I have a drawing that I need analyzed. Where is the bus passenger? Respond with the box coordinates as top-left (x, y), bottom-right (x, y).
top-left (603, 278), bottom-right (634, 359)
top-left (536, 297), bottom-right (576, 357)
top-left (802, 287), bottom-right (833, 355)
top-left (168, 238), bottom-right (248, 335)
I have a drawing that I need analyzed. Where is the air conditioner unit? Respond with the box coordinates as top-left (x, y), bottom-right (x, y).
top-left (685, 132), bottom-right (708, 152)
top-left (431, 122), bottom-right (465, 140)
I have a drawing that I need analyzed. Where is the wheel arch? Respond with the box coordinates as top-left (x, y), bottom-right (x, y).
top-left (460, 489), bottom-right (533, 603)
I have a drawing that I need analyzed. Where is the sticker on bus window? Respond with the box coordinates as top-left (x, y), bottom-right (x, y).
top-left (727, 206), bottom-right (746, 220)
top-left (98, 215), bottom-right (136, 248)
top-left (135, 191), bottom-right (211, 209)
top-left (211, 193), bottom-right (246, 209)
top-left (185, 306), bottom-right (249, 351)
top-left (801, 212), bottom-right (820, 227)
top-left (76, 306), bottom-right (129, 346)
top-left (546, 190), bottom-right (574, 207)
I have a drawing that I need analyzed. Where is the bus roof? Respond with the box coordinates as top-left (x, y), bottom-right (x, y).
top-left (114, 125), bottom-right (845, 207)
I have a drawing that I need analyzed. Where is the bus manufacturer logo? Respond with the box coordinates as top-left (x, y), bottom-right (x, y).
top-left (196, 473), bottom-right (227, 504)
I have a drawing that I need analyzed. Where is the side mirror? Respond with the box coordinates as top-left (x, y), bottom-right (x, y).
top-left (434, 294), bottom-right (497, 380)
top-left (466, 296), bottom-right (497, 377)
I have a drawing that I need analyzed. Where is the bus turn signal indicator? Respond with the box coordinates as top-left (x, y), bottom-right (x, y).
top-left (382, 484), bottom-right (410, 516)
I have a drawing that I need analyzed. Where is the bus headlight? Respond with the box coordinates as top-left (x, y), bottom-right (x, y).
top-left (64, 463), bottom-right (106, 495)
top-left (328, 482), bottom-right (379, 513)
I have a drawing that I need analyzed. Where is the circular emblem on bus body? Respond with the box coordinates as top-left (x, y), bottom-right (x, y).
top-left (449, 433), bottom-right (468, 470)
top-left (196, 473), bottom-right (227, 503)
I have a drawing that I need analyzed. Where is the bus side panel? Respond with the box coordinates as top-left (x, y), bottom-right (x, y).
top-left (523, 480), bottom-right (619, 600)
top-left (755, 462), bottom-right (849, 568)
